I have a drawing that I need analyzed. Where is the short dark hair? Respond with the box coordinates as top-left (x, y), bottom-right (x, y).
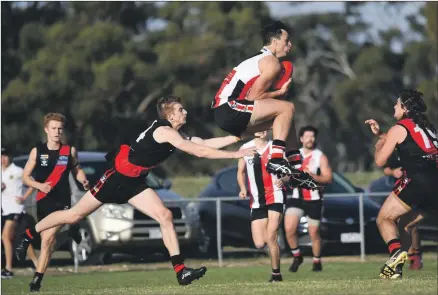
top-left (262, 20), bottom-right (290, 45)
top-left (156, 96), bottom-right (182, 119)
top-left (299, 126), bottom-right (318, 138)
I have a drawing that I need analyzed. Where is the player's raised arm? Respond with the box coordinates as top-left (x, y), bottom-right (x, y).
top-left (154, 126), bottom-right (255, 159)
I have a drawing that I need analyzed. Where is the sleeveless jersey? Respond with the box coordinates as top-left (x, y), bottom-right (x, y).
top-left (212, 48), bottom-right (274, 108)
top-left (34, 142), bottom-right (73, 201)
top-left (241, 140), bottom-right (285, 209)
top-left (396, 118), bottom-right (438, 180)
top-left (112, 119), bottom-right (183, 177)
top-left (290, 148), bottom-right (324, 201)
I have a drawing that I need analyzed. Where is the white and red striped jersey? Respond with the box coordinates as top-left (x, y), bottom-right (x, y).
top-left (212, 48), bottom-right (274, 108)
top-left (290, 148), bottom-right (324, 201)
top-left (241, 140), bottom-right (285, 209)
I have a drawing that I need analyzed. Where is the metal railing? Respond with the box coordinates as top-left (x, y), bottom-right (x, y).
top-left (72, 191), bottom-right (391, 271)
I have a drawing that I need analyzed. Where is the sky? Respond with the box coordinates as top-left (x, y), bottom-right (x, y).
top-left (266, 2), bottom-right (425, 42)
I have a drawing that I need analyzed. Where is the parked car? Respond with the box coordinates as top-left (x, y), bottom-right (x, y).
top-left (13, 152), bottom-right (200, 264)
top-left (196, 166), bottom-right (384, 256)
top-left (369, 175), bottom-right (438, 242)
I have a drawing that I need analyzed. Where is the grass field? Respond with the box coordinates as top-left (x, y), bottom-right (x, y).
top-left (2, 256), bottom-right (437, 295)
top-left (171, 171), bottom-right (384, 198)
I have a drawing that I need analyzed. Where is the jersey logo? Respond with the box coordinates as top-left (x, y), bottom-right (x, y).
top-left (56, 155), bottom-right (69, 166)
top-left (40, 154), bottom-right (49, 166)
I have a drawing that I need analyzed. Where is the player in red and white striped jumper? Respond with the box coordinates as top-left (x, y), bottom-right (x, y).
top-left (237, 131), bottom-right (288, 283)
top-left (284, 126), bottom-right (333, 272)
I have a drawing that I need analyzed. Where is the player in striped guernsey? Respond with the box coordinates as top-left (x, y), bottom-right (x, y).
top-left (212, 20), bottom-right (319, 190)
top-left (237, 131), bottom-right (289, 282)
top-left (284, 126), bottom-right (332, 272)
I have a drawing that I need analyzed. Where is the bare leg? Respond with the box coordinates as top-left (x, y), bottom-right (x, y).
top-left (377, 194), bottom-right (411, 244)
top-left (308, 221), bottom-right (322, 259)
top-left (2, 220), bottom-right (17, 271)
top-left (36, 226), bottom-right (62, 273)
top-left (128, 188), bottom-right (180, 256)
top-left (35, 191), bottom-right (102, 233)
top-left (251, 218), bottom-right (268, 249)
top-left (284, 209), bottom-right (302, 251)
top-left (247, 99), bottom-right (295, 144)
top-left (266, 210), bottom-right (282, 271)
top-left (27, 245), bottom-right (39, 268)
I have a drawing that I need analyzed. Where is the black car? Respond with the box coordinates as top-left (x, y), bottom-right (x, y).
top-left (196, 166), bottom-right (385, 256)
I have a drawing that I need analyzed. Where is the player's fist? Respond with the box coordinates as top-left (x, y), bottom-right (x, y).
top-left (239, 190), bottom-right (247, 199)
top-left (273, 61), bottom-right (293, 90)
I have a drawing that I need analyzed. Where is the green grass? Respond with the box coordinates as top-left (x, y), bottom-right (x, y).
top-left (3, 258), bottom-right (437, 295)
top-left (170, 172), bottom-right (383, 198)
top-left (171, 176), bottom-right (211, 198)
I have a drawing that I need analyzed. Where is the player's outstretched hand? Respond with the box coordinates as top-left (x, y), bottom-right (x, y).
top-left (365, 119), bottom-right (382, 136)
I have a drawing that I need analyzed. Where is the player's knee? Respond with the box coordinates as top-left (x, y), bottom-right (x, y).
top-left (285, 225), bottom-right (298, 236)
top-left (282, 101), bottom-right (295, 115)
top-left (158, 208), bottom-right (173, 226)
top-left (254, 241), bottom-right (266, 249)
top-left (1, 233), bottom-right (11, 243)
top-left (266, 230), bottom-right (278, 244)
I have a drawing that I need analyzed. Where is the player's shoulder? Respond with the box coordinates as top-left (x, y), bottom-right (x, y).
top-left (240, 139), bottom-right (255, 150)
top-left (312, 148), bottom-right (324, 157)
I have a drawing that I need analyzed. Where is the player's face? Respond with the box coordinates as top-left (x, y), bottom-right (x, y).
top-left (170, 103), bottom-right (187, 125)
top-left (300, 131), bottom-right (316, 149)
top-left (254, 131), bottom-right (268, 139)
top-left (44, 120), bottom-right (64, 143)
top-left (1, 154), bottom-right (11, 167)
top-left (393, 98), bottom-right (407, 120)
top-left (274, 30), bottom-right (292, 58)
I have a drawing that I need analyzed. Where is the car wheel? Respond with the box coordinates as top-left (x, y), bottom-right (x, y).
top-left (69, 223), bottom-right (111, 265)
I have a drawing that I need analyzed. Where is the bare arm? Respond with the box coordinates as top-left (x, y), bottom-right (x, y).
top-left (22, 148), bottom-right (43, 191)
top-left (247, 56), bottom-right (290, 100)
top-left (237, 158), bottom-right (247, 193)
top-left (307, 154), bottom-right (332, 184)
top-left (71, 147), bottom-right (89, 190)
top-left (190, 135), bottom-right (240, 149)
top-left (374, 125), bottom-right (407, 167)
top-left (154, 127), bottom-right (254, 159)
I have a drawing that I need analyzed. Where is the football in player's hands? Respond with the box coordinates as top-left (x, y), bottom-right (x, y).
top-left (273, 61), bottom-right (293, 90)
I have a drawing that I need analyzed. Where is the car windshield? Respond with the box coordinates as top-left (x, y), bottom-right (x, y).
top-left (77, 161), bottom-right (165, 191)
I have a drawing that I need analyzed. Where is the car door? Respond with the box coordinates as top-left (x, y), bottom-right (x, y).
top-left (215, 167), bottom-right (253, 246)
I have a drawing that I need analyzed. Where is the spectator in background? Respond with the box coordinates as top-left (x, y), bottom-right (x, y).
top-left (1, 147), bottom-right (38, 279)
top-left (284, 126), bottom-right (332, 273)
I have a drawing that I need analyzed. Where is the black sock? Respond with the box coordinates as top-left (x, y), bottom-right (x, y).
top-left (170, 254), bottom-right (185, 273)
top-left (387, 239), bottom-right (401, 256)
top-left (272, 268), bottom-right (281, 275)
top-left (32, 272), bottom-right (44, 284)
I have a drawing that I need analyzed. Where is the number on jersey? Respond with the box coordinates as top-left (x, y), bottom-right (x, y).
top-left (414, 125), bottom-right (438, 149)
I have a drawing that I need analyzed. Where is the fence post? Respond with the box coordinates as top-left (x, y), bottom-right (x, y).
top-left (73, 240), bottom-right (79, 273)
top-left (359, 193), bottom-right (366, 262)
top-left (216, 199), bottom-right (223, 267)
